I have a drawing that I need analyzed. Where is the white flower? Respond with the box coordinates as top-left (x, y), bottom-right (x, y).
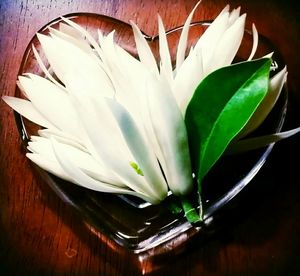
top-left (2, 2), bottom-right (287, 204)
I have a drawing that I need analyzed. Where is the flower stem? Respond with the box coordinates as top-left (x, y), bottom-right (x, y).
top-left (180, 195), bottom-right (203, 224)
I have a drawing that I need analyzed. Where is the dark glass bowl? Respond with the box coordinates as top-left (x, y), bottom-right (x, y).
top-left (14, 13), bottom-right (287, 256)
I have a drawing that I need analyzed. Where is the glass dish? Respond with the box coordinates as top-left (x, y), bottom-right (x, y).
top-left (14, 13), bottom-right (287, 258)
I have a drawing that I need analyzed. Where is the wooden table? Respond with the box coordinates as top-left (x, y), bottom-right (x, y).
top-left (1, 0), bottom-right (299, 275)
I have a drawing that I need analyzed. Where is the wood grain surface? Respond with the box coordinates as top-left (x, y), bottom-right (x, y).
top-left (1, 0), bottom-right (299, 275)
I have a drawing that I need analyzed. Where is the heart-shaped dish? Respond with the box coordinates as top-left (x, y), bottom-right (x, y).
top-left (14, 13), bottom-right (287, 255)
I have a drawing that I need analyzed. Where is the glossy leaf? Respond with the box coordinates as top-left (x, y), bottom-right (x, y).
top-left (185, 58), bottom-right (271, 186)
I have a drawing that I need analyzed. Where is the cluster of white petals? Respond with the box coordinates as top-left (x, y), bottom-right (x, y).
top-left (3, 2), bottom-right (288, 204)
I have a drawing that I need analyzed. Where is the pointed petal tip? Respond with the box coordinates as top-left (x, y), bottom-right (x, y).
top-left (129, 20), bottom-right (138, 28)
top-left (2, 95), bottom-right (18, 105)
top-left (175, 0), bottom-right (202, 70)
top-left (193, 0), bottom-right (202, 10)
top-left (2, 95), bottom-right (9, 103)
top-left (36, 32), bottom-right (46, 40)
top-left (240, 13), bottom-right (247, 20)
top-left (18, 75), bottom-right (30, 82)
top-left (36, 32), bottom-right (53, 47)
top-left (222, 4), bottom-right (230, 13)
top-left (264, 52), bottom-right (274, 59)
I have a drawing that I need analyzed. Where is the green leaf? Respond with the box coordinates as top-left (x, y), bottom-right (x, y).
top-left (185, 58), bottom-right (271, 186)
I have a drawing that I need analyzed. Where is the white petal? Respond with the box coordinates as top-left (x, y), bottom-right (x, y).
top-left (99, 33), bottom-right (152, 128)
top-left (194, 6), bottom-right (230, 51)
top-left (247, 24), bottom-right (258, 61)
top-left (98, 29), bottom-right (104, 44)
top-left (106, 99), bottom-right (168, 200)
top-left (130, 21), bottom-right (159, 75)
top-left (264, 52), bottom-right (274, 59)
top-left (59, 22), bottom-right (83, 38)
top-left (36, 33), bottom-right (68, 83)
top-left (68, 89), bottom-right (160, 199)
top-left (238, 67), bottom-right (288, 138)
top-left (48, 26), bottom-right (96, 57)
top-left (98, 31), bottom-right (128, 95)
top-left (51, 138), bottom-right (157, 203)
top-left (206, 13), bottom-right (246, 74)
top-left (194, 8), bottom-right (230, 71)
top-left (176, 0), bottom-right (202, 70)
top-left (37, 33), bottom-right (114, 97)
top-left (114, 44), bottom-right (150, 100)
top-left (18, 74), bottom-right (81, 138)
top-left (228, 126), bottom-right (300, 154)
top-left (31, 44), bottom-right (66, 90)
top-left (146, 76), bottom-right (193, 196)
top-left (16, 78), bottom-right (28, 98)
top-left (172, 48), bottom-right (204, 114)
top-left (28, 136), bottom-right (125, 187)
top-left (106, 48), bottom-right (169, 178)
top-left (228, 6), bottom-right (241, 24)
top-left (2, 96), bottom-right (56, 129)
top-left (158, 15), bottom-right (173, 84)
top-left (26, 152), bottom-right (73, 182)
top-left (38, 128), bottom-right (87, 152)
top-left (65, 74), bottom-right (126, 155)
top-left (60, 17), bottom-right (104, 59)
